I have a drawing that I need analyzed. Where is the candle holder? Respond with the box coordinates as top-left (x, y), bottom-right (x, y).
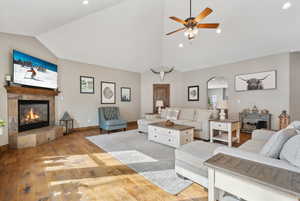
top-left (5, 74), bottom-right (12, 86)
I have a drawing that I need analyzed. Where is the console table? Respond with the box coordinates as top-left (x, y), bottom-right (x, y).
top-left (204, 154), bottom-right (300, 201)
top-left (239, 111), bottom-right (271, 133)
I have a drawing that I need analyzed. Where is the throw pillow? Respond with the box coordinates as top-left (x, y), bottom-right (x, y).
top-left (166, 109), bottom-right (180, 121)
top-left (194, 109), bottom-right (212, 122)
top-left (260, 128), bottom-right (297, 159)
top-left (179, 109), bottom-right (195, 121)
top-left (287, 121), bottom-right (300, 134)
top-left (280, 135), bottom-right (300, 168)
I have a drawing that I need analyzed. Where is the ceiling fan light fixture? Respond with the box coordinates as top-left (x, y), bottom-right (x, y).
top-left (216, 28), bottom-right (222, 34)
top-left (82, 0), bottom-right (89, 5)
top-left (184, 27), bottom-right (198, 39)
top-left (282, 1), bottom-right (292, 10)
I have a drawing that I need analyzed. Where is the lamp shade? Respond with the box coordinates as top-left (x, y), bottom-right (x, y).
top-left (156, 100), bottom-right (164, 107)
top-left (217, 100), bottom-right (228, 109)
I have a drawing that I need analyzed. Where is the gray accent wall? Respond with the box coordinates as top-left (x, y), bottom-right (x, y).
top-left (140, 53), bottom-right (291, 130)
top-left (0, 32), bottom-right (141, 146)
top-left (0, 32), bottom-right (57, 146)
top-left (140, 71), bottom-right (184, 115)
top-left (290, 52), bottom-right (300, 121)
top-left (57, 59), bottom-right (141, 128)
top-left (182, 53), bottom-right (290, 130)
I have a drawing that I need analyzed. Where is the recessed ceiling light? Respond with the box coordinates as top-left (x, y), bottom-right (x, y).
top-left (216, 28), bottom-right (222, 34)
top-left (82, 0), bottom-right (89, 5)
top-left (282, 1), bottom-right (292, 10)
top-left (179, 43), bottom-right (184, 48)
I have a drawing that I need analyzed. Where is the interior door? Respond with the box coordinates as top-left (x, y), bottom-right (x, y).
top-left (153, 84), bottom-right (170, 113)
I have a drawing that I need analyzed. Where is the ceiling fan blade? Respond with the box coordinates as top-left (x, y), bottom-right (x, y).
top-left (166, 27), bottom-right (186, 36)
top-left (194, 8), bottom-right (213, 23)
top-left (169, 16), bottom-right (187, 25)
top-left (197, 23), bottom-right (220, 29)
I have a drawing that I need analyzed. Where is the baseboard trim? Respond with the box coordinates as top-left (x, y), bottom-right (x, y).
top-left (0, 144), bottom-right (8, 154)
top-left (73, 121), bottom-right (137, 132)
top-left (73, 126), bottom-right (99, 132)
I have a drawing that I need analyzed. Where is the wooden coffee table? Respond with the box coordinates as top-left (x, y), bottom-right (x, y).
top-left (148, 122), bottom-right (194, 148)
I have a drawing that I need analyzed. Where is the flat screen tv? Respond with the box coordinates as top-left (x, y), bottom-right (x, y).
top-left (13, 50), bottom-right (58, 89)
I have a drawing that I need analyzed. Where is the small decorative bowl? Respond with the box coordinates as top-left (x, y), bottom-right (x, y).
top-left (164, 120), bottom-right (174, 127)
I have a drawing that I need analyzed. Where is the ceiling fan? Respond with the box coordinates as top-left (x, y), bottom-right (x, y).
top-left (166, 0), bottom-right (220, 40)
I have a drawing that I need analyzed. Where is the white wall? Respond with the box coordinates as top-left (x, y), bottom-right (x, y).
top-left (57, 59), bottom-right (141, 127)
top-left (38, 0), bottom-right (164, 73)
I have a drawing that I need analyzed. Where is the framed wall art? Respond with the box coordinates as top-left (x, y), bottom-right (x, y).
top-left (121, 87), bottom-right (131, 102)
top-left (80, 76), bottom-right (94, 94)
top-left (188, 85), bottom-right (199, 101)
top-left (235, 70), bottom-right (277, 91)
top-left (101, 81), bottom-right (116, 104)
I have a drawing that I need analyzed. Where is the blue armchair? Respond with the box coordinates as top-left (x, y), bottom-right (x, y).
top-left (98, 107), bottom-right (127, 133)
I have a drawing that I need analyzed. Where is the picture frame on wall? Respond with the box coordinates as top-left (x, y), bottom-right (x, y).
top-left (80, 76), bottom-right (94, 94)
top-left (121, 87), bottom-right (131, 102)
top-left (235, 70), bottom-right (277, 92)
top-left (101, 81), bottom-right (116, 104)
top-left (188, 85), bottom-right (199, 101)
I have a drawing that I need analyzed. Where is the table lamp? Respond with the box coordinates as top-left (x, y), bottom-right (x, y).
top-left (156, 100), bottom-right (164, 114)
top-left (217, 100), bottom-right (228, 120)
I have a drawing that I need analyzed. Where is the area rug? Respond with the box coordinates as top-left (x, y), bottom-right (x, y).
top-left (86, 130), bottom-right (193, 195)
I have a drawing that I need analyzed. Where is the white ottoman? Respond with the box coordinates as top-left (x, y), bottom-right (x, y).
top-left (175, 141), bottom-right (224, 188)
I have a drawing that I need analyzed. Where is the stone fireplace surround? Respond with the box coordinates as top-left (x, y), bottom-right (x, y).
top-left (6, 86), bottom-right (63, 149)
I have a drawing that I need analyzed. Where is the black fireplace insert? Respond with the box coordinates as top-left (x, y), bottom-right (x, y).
top-left (18, 100), bottom-right (50, 132)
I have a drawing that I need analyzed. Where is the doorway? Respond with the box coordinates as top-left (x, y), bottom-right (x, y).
top-left (153, 84), bottom-right (170, 113)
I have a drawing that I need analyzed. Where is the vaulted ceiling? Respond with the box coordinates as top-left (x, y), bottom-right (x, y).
top-left (0, 0), bottom-right (299, 72)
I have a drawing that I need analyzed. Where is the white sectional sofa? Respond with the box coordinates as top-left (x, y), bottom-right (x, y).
top-left (175, 121), bottom-right (300, 201)
top-left (138, 107), bottom-right (217, 140)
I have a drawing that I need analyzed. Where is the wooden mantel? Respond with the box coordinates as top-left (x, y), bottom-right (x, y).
top-left (5, 85), bottom-right (60, 96)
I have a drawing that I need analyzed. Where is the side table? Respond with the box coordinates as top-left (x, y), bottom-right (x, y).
top-left (210, 120), bottom-right (240, 147)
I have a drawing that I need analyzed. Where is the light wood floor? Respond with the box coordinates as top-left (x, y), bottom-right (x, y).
top-left (0, 123), bottom-right (251, 201)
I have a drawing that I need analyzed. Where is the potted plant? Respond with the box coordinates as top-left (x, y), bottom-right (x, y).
top-left (0, 120), bottom-right (6, 135)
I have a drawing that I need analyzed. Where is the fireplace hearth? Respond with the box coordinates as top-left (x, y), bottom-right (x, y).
top-left (6, 86), bottom-right (63, 149)
top-left (18, 100), bottom-right (49, 132)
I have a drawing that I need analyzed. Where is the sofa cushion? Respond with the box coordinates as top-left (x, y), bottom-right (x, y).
top-left (194, 109), bottom-right (212, 122)
top-left (176, 141), bottom-right (224, 168)
top-left (160, 109), bottom-right (167, 119)
top-left (239, 139), bottom-right (267, 154)
top-left (105, 119), bottom-right (127, 126)
top-left (174, 120), bottom-right (202, 130)
top-left (260, 128), bottom-right (297, 159)
top-left (280, 135), bottom-right (300, 168)
top-left (166, 109), bottom-right (180, 120)
top-left (179, 109), bottom-right (195, 121)
top-left (287, 121), bottom-right (300, 134)
top-left (137, 119), bottom-right (164, 126)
